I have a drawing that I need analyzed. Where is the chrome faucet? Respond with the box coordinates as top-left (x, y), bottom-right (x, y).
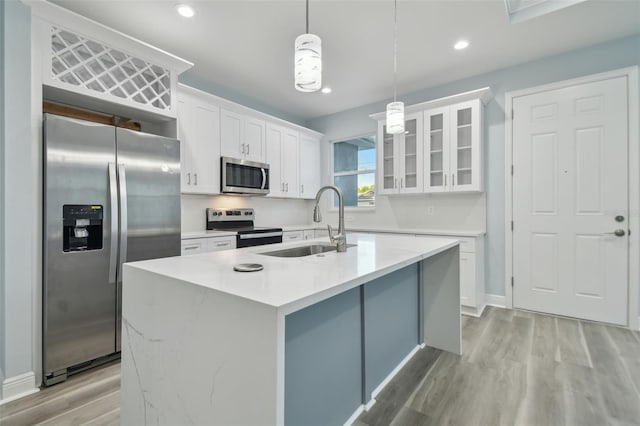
top-left (313, 185), bottom-right (347, 253)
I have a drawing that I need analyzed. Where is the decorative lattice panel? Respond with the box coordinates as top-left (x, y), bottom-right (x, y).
top-left (50, 27), bottom-right (171, 111)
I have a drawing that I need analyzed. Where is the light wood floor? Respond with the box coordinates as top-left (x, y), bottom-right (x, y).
top-left (2, 307), bottom-right (639, 426)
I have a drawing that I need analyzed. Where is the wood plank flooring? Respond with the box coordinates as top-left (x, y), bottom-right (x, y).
top-left (1, 307), bottom-right (639, 426)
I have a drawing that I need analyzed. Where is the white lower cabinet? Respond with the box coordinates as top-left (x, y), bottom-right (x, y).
top-left (283, 230), bottom-right (304, 242)
top-left (303, 230), bottom-right (315, 240)
top-left (415, 234), bottom-right (485, 317)
top-left (314, 229), bottom-right (329, 239)
top-left (181, 236), bottom-right (237, 255)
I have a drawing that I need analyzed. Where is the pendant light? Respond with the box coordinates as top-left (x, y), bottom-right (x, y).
top-left (386, 0), bottom-right (404, 134)
top-left (295, 0), bottom-right (322, 92)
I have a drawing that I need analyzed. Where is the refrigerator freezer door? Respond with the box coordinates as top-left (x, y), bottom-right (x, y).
top-left (43, 114), bottom-right (117, 378)
top-left (115, 128), bottom-right (181, 350)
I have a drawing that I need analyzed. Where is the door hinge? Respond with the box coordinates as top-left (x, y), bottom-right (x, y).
top-left (511, 221), bottom-right (514, 231)
top-left (511, 277), bottom-right (514, 287)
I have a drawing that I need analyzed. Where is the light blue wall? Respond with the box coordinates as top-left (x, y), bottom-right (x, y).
top-left (0, 0), bottom-right (5, 384)
top-left (1, 0), bottom-right (34, 384)
top-left (306, 34), bottom-right (640, 298)
top-left (179, 71), bottom-right (306, 126)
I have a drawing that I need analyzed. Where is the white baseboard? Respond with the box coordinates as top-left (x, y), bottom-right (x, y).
top-left (343, 404), bottom-right (365, 426)
top-left (1, 371), bottom-right (39, 405)
top-left (370, 344), bottom-right (420, 400)
top-left (485, 294), bottom-right (506, 308)
top-left (461, 303), bottom-right (486, 318)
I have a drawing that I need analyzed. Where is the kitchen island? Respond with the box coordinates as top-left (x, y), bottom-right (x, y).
top-left (120, 233), bottom-right (461, 426)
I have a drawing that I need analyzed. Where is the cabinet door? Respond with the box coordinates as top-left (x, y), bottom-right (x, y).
top-left (283, 230), bottom-right (303, 242)
top-left (450, 100), bottom-right (482, 192)
top-left (303, 230), bottom-right (315, 240)
top-left (299, 135), bottom-right (321, 199)
top-left (244, 117), bottom-right (266, 162)
top-left (459, 252), bottom-right (476, 308)
top-left (424, 107), bottom-right (450, 193)
top-left (399, 113), bottom-right (423, 193)
top-left (220, 109), bottom-right (243, 158)
top-left (190, 99), bottom-right (220, 194)
top-left (207, 236), bottom-right (236, 252)
top-left (377, 120), bottom-right (398, 194)
top-left (282, 129), bottom-right (299, 198)
top-left (266, 124), bottom-right (285, 197)
top-left (181, 238), bottom-right (207, 255)
top-left (177, 95), bottom-right (195, 193)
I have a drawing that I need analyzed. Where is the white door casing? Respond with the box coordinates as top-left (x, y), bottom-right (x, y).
top-left (512, 76), bottom-right (629, 325)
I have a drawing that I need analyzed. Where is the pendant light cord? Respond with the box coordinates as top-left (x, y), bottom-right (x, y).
top-left (393, 0), bottom-right (398, 102)
top-left (306, 0), bottom-right (310, 33)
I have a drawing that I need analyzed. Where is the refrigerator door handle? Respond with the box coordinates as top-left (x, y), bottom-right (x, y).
top-left (108, 163), bottom-right (118, 285)
top-left (118, 164), bottom-right (128, 281)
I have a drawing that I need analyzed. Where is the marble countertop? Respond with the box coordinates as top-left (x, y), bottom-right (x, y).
top-left (126, 233), bottom-right (459, 313)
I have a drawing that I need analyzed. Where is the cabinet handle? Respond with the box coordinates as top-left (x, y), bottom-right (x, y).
top-left (215, 242), bottom-right (230, 247)
top-left (452, 174), bottom-right (455, 186)
top-left (401, 178), bottom-right (404, 188)
top-left (289, 235), bottom-right (298, 239)
top-left (301, 184), bottom-right (304, 193)
top-left (187, 172), bottom-right (191, 185)
top-left (286, 182), bottom-right (289, 192)
top-left (247, 144), bottom-right (250, 156)
top-left (241, 143), bottom-right (245, 154)
top-left (394, 178), bottom-right (398, 189)
top-left (184, 246), bottom-right (198, 251)
top-left (444, 174), bottom-right (447, 187)
top-left (281, 182), bottom-right (285, 192)
top-left (194, 173), bottom-right (198, 185)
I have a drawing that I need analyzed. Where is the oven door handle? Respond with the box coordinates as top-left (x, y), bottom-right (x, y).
top-left (239, 231), bottom-right (283, 239)
top-left (260, 168), bottom-right (267, 190)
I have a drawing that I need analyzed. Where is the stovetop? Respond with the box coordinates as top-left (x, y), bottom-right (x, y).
top-left (208, 226), bottom-right (283, 234)
top-left (205, 208), bottom-right (281, 234)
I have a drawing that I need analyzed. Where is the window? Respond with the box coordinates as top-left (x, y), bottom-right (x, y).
top-left (332, 135), bottom-right (376, 208)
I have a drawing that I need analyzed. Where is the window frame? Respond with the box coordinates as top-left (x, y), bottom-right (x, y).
top-left (329, 134), bottom-right (377, 211)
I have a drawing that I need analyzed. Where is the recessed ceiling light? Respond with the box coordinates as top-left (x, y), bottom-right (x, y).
top-left (454, 40), bottom-right (469, 50)
top-left (321, 87), bottom-right (332, 94)
top-left (176, 4), bottom-right (195, 18)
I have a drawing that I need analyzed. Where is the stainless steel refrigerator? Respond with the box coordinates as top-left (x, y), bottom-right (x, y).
top-left (43, 113), bottom-right (181, 385)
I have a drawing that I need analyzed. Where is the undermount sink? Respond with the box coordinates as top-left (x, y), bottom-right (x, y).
top-left (260, 243), bottom-right (356, 258)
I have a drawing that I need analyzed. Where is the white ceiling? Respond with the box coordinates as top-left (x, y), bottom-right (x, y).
top-left (51, 0), bottom-right (640, 121)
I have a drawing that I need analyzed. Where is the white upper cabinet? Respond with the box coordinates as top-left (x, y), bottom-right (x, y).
top-left (377, 112), bottom-right (424, 195)
top-left (266, 123), bottom-right (300, 198)
top-left (177, 87), bottom-right (221, 195)
top-left (424, 99), bottom-right (483, 193)
top-left (372, 87), bottom-right (490, 195)
top-left (299, 134), bottom-right (322, 199)
top-left (221, 109), bottom-right (266, 163)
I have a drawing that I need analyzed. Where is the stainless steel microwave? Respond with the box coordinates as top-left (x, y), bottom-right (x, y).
top-left (221, 157), bottom-right (270, 195)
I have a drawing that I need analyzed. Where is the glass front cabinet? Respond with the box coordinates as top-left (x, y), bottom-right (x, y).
top-left (424, 99), bottom-right (483, 193)
top-left (377, 112), bottom-right (424, 195)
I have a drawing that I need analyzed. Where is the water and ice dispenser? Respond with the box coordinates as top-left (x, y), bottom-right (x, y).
top-left (62, 205), bottom-right (103, 252)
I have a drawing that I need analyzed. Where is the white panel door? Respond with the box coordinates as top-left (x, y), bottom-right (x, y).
top-left (266, 124), bottom-right (284, 197)
top-left (282, 129), bottom-right (299, 197)
top-left (244, 117), bottom-right (266, 162)
top-left (220, 109), bottom-right (243, 158)
top-left (299, 135), bottom-right (321, 199)
top-left (513, 76), bottom-right (629, 325)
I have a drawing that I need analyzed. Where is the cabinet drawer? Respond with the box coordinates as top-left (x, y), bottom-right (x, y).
top-left (415, 234), bottom-right (475, 253)
top-left (181, 238), bottom-right (207, 255)
top-left (207, 236), bottom-right (236, 252)
top-left (283, 231), bottom-right (304, 242)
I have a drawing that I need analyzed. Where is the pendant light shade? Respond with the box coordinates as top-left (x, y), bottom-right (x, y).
top-left (386, 0), bottom-right (404, 134)
top-left (386, 101), bottom-right (405, 134)
top-left (294, 33), bottom-right (322, 92)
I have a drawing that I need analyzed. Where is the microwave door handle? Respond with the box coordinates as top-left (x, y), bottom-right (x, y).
top-left (108, 163), bottom-right (118, 285)
top-left (261, 168), bottom-right (267, 190)
top-left (118, 164), bottom-right (128, 283)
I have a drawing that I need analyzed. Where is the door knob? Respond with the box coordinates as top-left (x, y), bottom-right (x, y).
top-left (604, 229), bottom-right (626, 237)
top-left (615, 215), bottom-right (625, 222)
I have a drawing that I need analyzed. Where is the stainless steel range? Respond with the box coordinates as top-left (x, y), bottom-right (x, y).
top-left (206, 208), bottom-right (283, 247)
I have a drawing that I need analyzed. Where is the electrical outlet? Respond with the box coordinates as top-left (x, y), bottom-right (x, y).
top-left (426, 206), bottom-right (435, 216)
